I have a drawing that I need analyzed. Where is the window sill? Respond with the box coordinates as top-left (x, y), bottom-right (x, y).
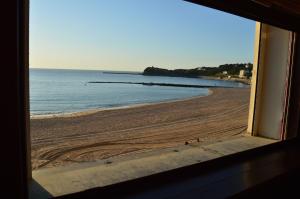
top-left (29, 136), bottom-right (276, 198)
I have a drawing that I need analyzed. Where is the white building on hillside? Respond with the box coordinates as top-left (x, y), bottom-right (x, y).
top-left (239, 70), bottom-right (246, 78)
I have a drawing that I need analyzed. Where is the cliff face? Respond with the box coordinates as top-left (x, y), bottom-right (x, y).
top-left (143, 64), bottom-right (253, 78)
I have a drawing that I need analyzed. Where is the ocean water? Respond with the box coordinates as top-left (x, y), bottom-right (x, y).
top-left (30, 68), bottom-right (248, 115)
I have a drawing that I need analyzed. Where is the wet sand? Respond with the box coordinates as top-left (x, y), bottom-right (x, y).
top-left (31, 88), bottom-right (250, 170)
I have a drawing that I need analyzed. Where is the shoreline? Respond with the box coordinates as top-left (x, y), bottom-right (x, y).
top-left (30, 89), bottom-right (214, 119)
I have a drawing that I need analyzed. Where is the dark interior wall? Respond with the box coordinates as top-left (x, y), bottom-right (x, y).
top-left (1, 0), bottom-right (29, 198)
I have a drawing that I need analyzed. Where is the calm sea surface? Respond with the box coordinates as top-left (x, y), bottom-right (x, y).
top-left (30, 68), bottom-right (248, 115)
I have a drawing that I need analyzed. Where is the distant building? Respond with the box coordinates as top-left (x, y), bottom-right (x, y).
top-left (222, 71), bottom-right (228, 75)
top-left (239, 70), bottom-right (246, 78)
top-left (197, 67), bottom-right (206, 71)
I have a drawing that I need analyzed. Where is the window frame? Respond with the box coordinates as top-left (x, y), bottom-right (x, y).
top-left (5, 0), bottom-right (300, 198)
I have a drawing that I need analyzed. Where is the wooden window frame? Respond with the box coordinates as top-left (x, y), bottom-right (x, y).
top-left (3, 0), bottom-right (300, 198)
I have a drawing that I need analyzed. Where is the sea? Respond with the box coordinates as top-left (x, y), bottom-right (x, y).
top-left (30, 68), bottom-right (248, 116)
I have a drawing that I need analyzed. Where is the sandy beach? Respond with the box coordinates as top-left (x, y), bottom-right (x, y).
top-left (31, 88), bottom-right (250, 170)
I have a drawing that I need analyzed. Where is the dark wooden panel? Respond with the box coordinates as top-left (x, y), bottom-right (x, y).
top-left (286, 34), bottom-right (300, 138)
top-left (185, 0), bottom-right (300, 32)
top-left (253, 0), bottom-right (300, 16)
top-left (1, 0), bottom-right (29, 198)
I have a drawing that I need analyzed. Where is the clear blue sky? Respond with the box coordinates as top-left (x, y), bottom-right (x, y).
top-left (29, 0), bottom-right (256, 71)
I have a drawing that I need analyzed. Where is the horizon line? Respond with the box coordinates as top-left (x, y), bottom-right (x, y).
top-left (29, 62), bottom-right (253, 72)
